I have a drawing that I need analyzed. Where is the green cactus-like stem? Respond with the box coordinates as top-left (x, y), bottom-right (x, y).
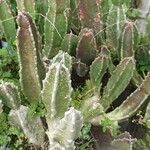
top-left (35, 0), bottom-right (48, 37)
top-left (143, 99), bottom-right (150, 128)
top-left (44, 0), bottom-right (70, 58)
top-left (120, 20), bottom-right (143, 87)
top-left (91, 74), bottom-right (150, 125)
top-left (0, 82), bottom-right (21, 110)
top-left (106, 4), bottom-right (126, 51)
top-left (16, 0), bottom-right (24, 11)
top-left (9, 105), bottom-right (45, 146)
top-left (42, 62), bottom-right (72, 119)
top-left (77, 0), bottom-right (102, 43)
top-left (106, 73), bottom-right (150, 121)
top-left (61, 32), bottom-right (78, 56)
top-left (76, 28), bottom-right (97, 66)
top-left (16, 0), bottom-right (36, 19)
top-left (132, 70), bottom-right (143, 87)
top-left (100, 45), bottom-right (116, 74)
top-left (47, 107), bottom-right (83, 150)
top-left (77, 0), bottom-right (100, 28)
top-left (136, 0), bottom-right (150, 34)
top-left (70, 0), bottom-right (81, 34)
top-left (22, 13), bottom-right (45, 80)
top-left (102, 57), bottom-right (135, 110)
top-left (52, 50), bottom-right (72, 71)
top-left (81, 95), bottom-right (104, 122)
top-left (0, 0), bottom-right (16, 43)
top-left (74, 28), bottom-right (97, 77)
top-left (120, 21), bottom-right (139, 59)
top-left (143, 101), bottom-right (150, 128)
top-left (111, 0), bottom-right (126, 6)
top-left (73, 60), bottom-right (89, 77)
top-left (17, 12), bottom-right (45, 102)
top-left (90, 55), bottom-right (109, 93)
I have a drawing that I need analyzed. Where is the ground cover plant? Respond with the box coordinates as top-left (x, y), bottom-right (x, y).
top-left (0, 0), bottom-right (150, 149)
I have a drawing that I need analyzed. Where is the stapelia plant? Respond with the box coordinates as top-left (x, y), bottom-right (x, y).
top-left (0, 11), bottom-right (83, 149)
top-left (1, 0), bottom-right (150, 149)
top-left (80, 53), bottom-right (150, 130)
